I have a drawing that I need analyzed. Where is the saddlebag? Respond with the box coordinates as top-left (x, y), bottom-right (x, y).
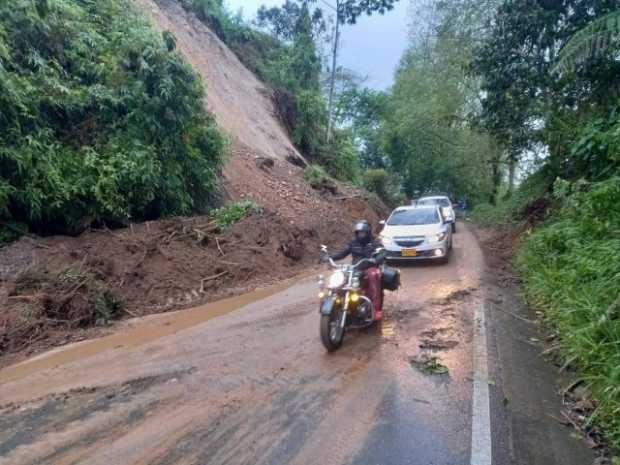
top-left (382, 266), bottom-right (401, 291)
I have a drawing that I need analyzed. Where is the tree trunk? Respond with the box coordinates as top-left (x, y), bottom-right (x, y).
top-left (489, 154), bottom-right (502, 205)
top-left (326, 1), bottom-right (340, 144)
top-left (506, 152), bottom-right (517, 197)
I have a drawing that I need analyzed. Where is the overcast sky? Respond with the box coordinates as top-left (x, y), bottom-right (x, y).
top-left (224, 0), bottom-right (410, 90)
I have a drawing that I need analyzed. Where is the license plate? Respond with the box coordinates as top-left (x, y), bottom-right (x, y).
top-left (401, 248), bottom-right (417, 257)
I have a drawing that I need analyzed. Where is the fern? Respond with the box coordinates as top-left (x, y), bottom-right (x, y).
top-left (554, 10), bottom-right (620, 74)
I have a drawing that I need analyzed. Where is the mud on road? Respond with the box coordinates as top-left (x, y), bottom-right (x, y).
top-left (0, 224), bottom-right (594, 465)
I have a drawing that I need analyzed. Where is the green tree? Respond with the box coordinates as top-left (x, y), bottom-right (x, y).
top-left (472, 0), bottom-right (620, 189)
top-left (380, 30), bottom-right (496, 204)
top-left (256, 0), bottom-right (326, 40)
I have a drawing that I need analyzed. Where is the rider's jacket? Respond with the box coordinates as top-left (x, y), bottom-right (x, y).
top-left (330, 236), bottom-right (383, 265)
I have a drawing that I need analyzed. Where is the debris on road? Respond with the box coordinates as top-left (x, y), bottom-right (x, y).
top-left (419, 338), bottom-right (459, 351)
top-left (0, 209), bottom-right (370, 364)
top-left (409, 354), bottom-right (449, 375)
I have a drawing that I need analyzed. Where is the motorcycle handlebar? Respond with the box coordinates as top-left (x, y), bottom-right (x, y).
top-left (321, 252), bottom-right (374, 270)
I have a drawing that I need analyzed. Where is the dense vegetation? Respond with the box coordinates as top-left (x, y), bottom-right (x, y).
top-left (465, 0), bottom-right (620, 449)
top-left (0, 0), bottom-right (226, 239)
top-left (518, 178), bottom-right (620, 446)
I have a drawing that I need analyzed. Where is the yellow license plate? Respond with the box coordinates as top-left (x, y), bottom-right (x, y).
top-left (401, 248), bottom-right (417, 257)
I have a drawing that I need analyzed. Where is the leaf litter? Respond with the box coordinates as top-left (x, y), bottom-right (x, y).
top-left (410, 354), bottom-right (449, 375)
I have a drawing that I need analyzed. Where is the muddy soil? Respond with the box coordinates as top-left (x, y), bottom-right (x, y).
top-left (0, 224), bottom-right (483, 465)
top-left (0, 200), bottom-right (384, 365)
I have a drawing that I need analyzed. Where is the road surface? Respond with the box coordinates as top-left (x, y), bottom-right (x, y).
top-left (0, 224), bottom-right (593, 465)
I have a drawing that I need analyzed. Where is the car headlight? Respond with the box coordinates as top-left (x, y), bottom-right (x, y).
top-left (429, 232), bottom-right (447, 243)
top-left (328, 270), bottom-right (346, 289)
top-left (380, 235), bottom-right (393, 246)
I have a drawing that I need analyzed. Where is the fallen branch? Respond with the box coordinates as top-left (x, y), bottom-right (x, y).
top-left (59, 278), bottom-right (90, 306)
top-left (8, 294), bottom-right (44, 302)
top-left (562, 379), bottom-right (585, 399)
top-left (559, 410), bottom-right (599, 449)
top-left (199, 271), bottom-right (229, 293)
top-left (215, 236), bottom-right (225, 256)
top-left (123, 307), bottom-right (140, 318)
top-left (165, 230), bottom-right (178, 244)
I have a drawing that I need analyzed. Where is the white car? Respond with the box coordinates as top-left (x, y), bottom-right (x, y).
top-left (379, 206), bottom-right (453, 263)
top-left (414, 195), bottom-right (457, 233)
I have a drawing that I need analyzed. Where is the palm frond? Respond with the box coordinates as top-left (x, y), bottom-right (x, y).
top-left (553, 11), bottom-right (620, 75)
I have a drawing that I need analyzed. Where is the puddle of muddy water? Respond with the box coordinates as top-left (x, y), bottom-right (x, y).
top-left (0, 274), bottom-right (310, 384)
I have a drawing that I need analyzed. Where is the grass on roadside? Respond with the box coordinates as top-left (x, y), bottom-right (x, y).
top-left (517, 177), bottom-right (620, 448)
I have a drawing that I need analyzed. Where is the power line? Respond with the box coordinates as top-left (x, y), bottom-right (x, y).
top-left (319, 0), bottom-right (337, 13)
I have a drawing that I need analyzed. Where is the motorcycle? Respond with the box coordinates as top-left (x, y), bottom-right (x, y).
top-left (318, 245), bottom-right (400, 352)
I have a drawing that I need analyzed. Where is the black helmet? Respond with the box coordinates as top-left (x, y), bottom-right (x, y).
top-left (354, 220), bottom-right (371, 244)
top-left (354, 220), bottom-right (371, 234)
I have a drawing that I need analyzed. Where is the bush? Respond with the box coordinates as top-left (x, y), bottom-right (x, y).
top-left (363, 168), bottom-right (404, 206)
top-left (471, 171), bottom-right (550, 226)
top-left (303, 164), bottom-right (330, 188)
top-left (212, 200), bottom-right (262, 229)
top-left (0, 0), bottom-right (226, 235)
top-left (518, 177), bottom-right (620, 448)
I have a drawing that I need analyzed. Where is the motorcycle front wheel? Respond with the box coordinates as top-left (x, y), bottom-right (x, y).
top-left (320, 309), bottom-right (345, 352)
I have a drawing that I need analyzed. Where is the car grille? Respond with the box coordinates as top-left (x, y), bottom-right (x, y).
top-left (394, 237), bottom-right (425, 247)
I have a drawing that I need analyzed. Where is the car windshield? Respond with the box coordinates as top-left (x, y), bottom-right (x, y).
top-left (417, 197), bottom-right (450, 207)
top-left (387, 209), bottom-right (440, 226)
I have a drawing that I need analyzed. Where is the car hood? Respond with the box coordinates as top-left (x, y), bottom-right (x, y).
top-left (381, 224), bottom-right (443, 238)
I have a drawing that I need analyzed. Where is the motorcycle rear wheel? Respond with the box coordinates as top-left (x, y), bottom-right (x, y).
top-left (320, 310), bottom-right (345, 352)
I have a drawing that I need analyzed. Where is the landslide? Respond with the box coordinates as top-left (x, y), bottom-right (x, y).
top-left (0, 201), bottom-right (383, 365)
top-left (0, 0), bottom-right (388, 364)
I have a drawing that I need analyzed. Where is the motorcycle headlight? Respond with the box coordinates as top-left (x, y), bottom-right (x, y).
top-left (328, 270), bottom-right (346, 289)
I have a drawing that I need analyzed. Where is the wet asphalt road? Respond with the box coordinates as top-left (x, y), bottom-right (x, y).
top-left (0, 224), bottom-right (593, 465)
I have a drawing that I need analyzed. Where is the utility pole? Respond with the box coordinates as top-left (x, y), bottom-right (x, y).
top-left (326, 0), bottom-right (340, 144)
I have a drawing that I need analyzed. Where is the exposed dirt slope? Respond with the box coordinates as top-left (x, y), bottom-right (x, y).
top-left (136, 0), bottom-right (302, 164)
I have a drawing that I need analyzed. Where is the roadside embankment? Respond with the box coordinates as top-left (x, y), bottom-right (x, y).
top-left (472, 177), bottom-right (620, 456)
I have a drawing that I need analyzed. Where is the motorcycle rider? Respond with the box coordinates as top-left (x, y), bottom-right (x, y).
top-left (328, 220), bottom-right (385, 321)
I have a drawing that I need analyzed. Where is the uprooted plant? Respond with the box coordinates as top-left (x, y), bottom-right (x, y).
top-left (1, 266), bottom-right (124, 355)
